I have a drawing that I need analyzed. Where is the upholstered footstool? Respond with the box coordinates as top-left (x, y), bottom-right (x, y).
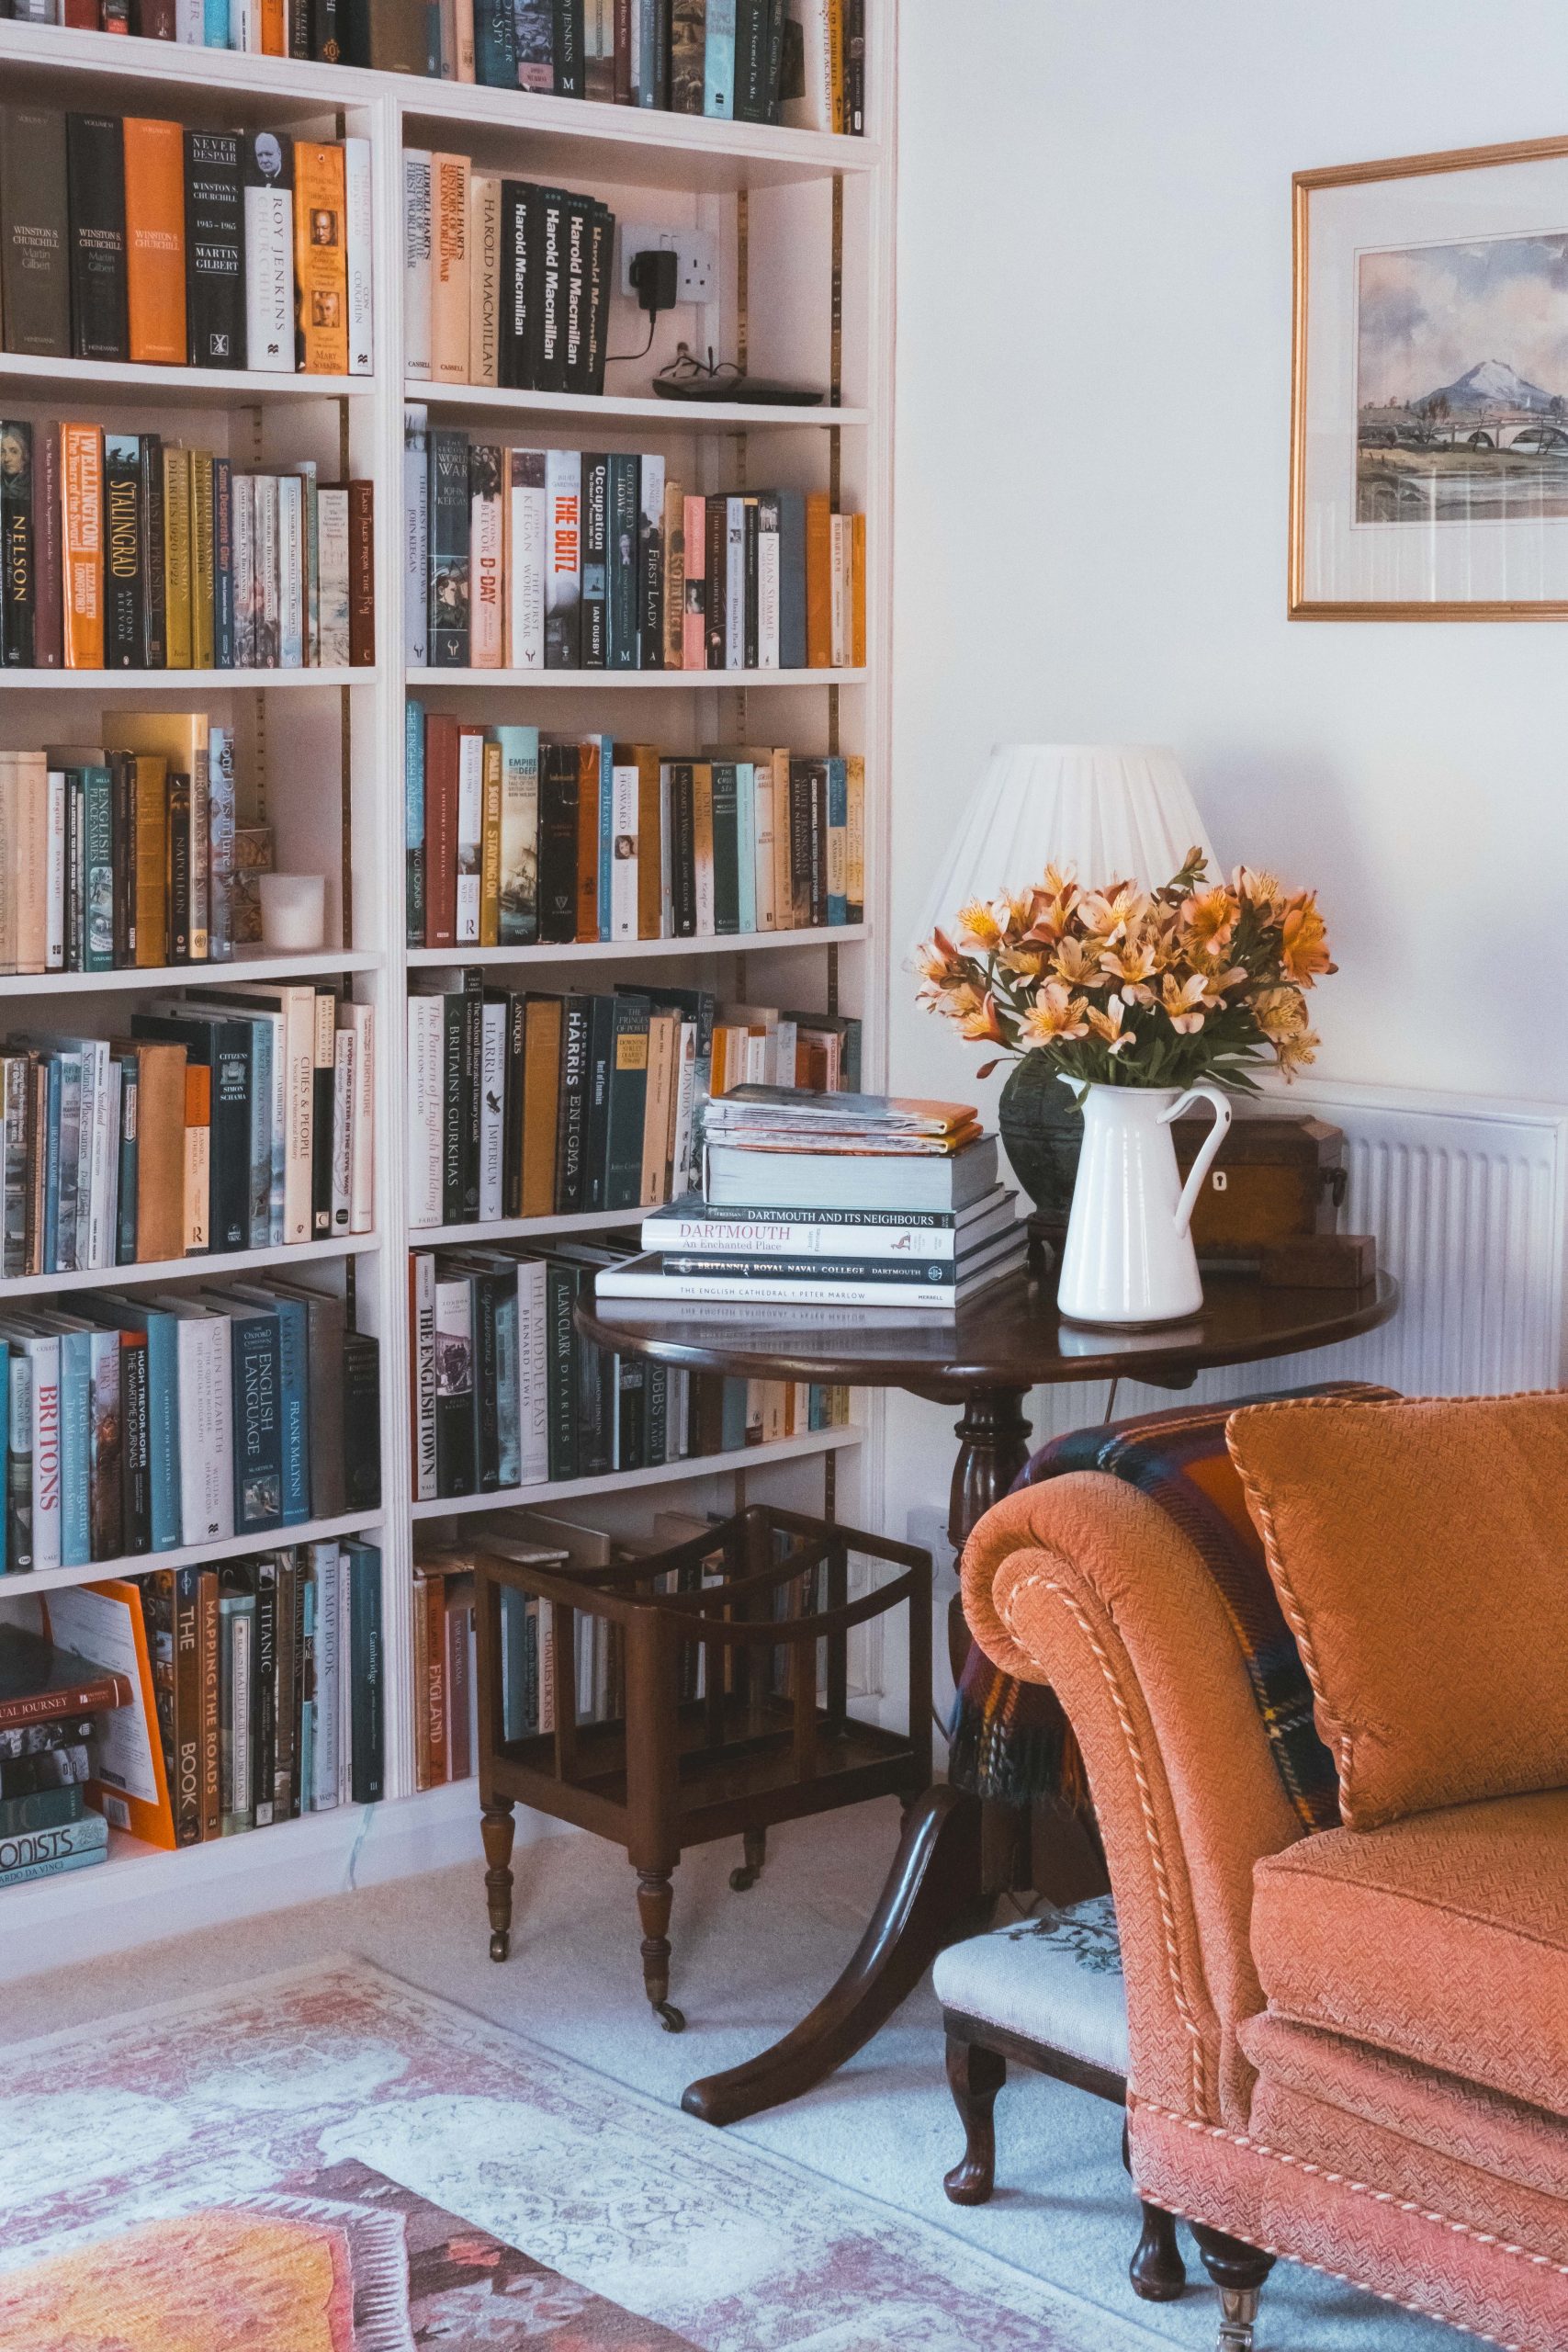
top-left (933, 1894), bottom-right (1186, 2302)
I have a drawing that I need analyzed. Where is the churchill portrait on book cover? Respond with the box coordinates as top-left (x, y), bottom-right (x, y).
top-left (1292, 136), bottom-right (1568, 615)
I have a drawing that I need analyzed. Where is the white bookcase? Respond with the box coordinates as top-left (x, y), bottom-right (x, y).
top-left (0, 11), bottom-right (896, 1971)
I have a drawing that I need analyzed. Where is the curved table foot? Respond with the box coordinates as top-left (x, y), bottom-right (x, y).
top-left (681, 1783), bottom-right (985, 2126)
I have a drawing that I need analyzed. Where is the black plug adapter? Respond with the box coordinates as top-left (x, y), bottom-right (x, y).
top-left (629, 247), bottom-right (680, 317)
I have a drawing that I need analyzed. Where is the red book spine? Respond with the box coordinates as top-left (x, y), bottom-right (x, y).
top-left (424, 713), bottom-right (459, 949)
top-left (348, 481), bottom-right (375, 668)
top-left (62, 1), bottom-right (102, 24)
top-left (32, 427), bottom-right (62, 670)
top-left (0, 1670), bottom-right (134, 1728)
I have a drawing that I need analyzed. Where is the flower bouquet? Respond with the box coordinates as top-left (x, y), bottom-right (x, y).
top-left (916, 852), bottom-right (1336, 1325)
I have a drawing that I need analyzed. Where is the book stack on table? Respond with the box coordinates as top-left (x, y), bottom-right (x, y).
top-left (0, 1629), bottom-right (130, 1891)
top-left (596, 1088), bottom-right (1028, 1312)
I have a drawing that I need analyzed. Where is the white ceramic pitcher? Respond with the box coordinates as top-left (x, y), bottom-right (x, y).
top-left (1055, 1080), bottom-right (1233, 1327)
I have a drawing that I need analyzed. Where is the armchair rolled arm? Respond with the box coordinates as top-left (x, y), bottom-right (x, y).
top-left (961, 1472), bottom-right (1306, 2128)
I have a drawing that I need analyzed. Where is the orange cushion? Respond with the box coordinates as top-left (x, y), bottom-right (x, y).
top-left (1250, 1791), bottom-right (1568, 2120)
top-left (1225, 1391), bottom-right (1568, 1828)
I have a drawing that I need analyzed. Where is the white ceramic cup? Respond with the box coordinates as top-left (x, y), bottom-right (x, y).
top-left (257, 872), bottom-right (328, 953)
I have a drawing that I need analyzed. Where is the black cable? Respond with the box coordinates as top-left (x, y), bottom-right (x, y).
top-left (606, 314), bottom-right (659, 364)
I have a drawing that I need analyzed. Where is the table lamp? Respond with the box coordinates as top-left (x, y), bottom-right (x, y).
top-left (912, 743), bottom-right (1219, 1231)
top-left (912, 743), bottom-right (1217, 951)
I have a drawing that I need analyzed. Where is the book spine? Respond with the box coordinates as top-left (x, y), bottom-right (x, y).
top-left (346, 1540), bottom-right (384, 1804)
top-left (253, 1559), bottom-right (276, 1825)
top-left (544, 447), bottom-right (581, 668)
top-left (607, 451), bottom-right (639, 669)
top-left (32, 427), bottom-right (62, 671)
top-left (66, 113), bottom-right (129, 362)
top-left (292, 141), bottom-right (348, 374)
top-left (140, 433), bottom-right (166, 665)
top-left (580, 450), bottom-right (608, 669)
top-left (185, 130), bottom-right (245, 368)
top-left (242, 131), bottom-right (295, 373)
top-left (124, 115), bottom-right (186, 367)
top-left (344, 136), bottom-right (375, 377)
top-left (348, 481), bottom-right (375, 667)
top-left (411, 1250), bottom-right (437, 1499)
top-left (1, 107), bottom-right (71, 360)
top-left (230, 1311), bottom-right (282, 1534)
top-left (637, 451), bottom-right (665, 671)
top-left (403, 153), bottom-right (434, 382)
top-left (103, 435), bottom-right (143, 670)
top-left (506, 449), bottom-right (547, 669)
top-left (62, 424), bottom-right (104, 671)
top-left (428, 429), bottom-right (469, 667)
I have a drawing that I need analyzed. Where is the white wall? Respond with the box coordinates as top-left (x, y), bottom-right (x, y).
top-left (886, 0), bottom-right (1568, 1639)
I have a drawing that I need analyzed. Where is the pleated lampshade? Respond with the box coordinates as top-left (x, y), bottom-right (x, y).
top-left (913, 743), bottom-right (1217, 946)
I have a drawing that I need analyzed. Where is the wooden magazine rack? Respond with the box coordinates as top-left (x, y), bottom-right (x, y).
top-left (476, 1505), bottom-right (931, 2030)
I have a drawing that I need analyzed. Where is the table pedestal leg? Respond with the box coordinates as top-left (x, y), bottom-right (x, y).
top-left (680, 1387), bottom-right (1033, 2129)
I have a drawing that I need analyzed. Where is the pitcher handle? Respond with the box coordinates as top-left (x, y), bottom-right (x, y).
top-left (1163, 1086), bottom-right (1233, 1238)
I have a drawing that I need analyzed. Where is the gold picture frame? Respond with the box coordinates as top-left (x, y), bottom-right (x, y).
top-left (1291, 133), bottom-right (1568, 620)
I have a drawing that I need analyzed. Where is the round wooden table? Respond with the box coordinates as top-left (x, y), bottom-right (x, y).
top-left (578, 1265), bottom-right (1399, 2125)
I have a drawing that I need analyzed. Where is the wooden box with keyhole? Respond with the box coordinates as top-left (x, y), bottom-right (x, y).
top-left (1168, 1114), bottom-right (1347, 1254)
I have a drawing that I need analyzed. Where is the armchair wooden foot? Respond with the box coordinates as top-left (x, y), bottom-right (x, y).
top-left (941, 2032), bottom-right (1006, 2205)
top-left (1190, 2224), bottom-right (1274, 2351)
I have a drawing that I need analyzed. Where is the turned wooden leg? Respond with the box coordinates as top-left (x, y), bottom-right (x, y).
top-left (480, 1800), bottom-right (516, 1963)
top-left (1190, 2223), bottom-right (1275, 2350)
top-left (1122, 2118), bottom-right (1186, 2301)
top-left (729, 1826), bottom-right (766, 1893)
top-left (942, 2034), bottom-right (1007, 2206)
top-left (636, 1867), bottom-right (684, 2033)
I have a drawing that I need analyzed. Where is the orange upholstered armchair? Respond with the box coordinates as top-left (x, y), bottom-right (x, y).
top-left (960, 1392), bottom-right (1568, 2352)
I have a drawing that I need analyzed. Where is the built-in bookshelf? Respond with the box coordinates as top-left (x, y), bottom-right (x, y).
top-left (0, 12), bottom-right (893, 1971)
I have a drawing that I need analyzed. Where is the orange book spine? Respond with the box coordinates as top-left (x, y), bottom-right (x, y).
top-left (62, 424), bottom-right (105, 671)
top-left (261, 0), bottom-right (286, 50)
top-left (291, 141), bottom-right (350, 376)
top-left (123, 118), bottom-right (187, 368)
top-left (851, 511), bottom-right (866, 666)
top-left (805, 492), bottom-right (833, 669)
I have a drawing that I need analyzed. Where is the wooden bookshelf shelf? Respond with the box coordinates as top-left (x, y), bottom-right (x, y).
top-left (0, 6), bottom-right (893, 1962)
top-left (14, 1511), bottom-right (385, 1603)
top-left (0, 949), bottom-right (382, 1000)
top-left (0, 1231), bottom-right (378, 1305)
top-left (412, 1424), bottom-right (862, 1521)
top-left (405, 924), bottom-right (864, 970)
top-left (407, 383), bottom-right (867, 432)
top-left (0, 353), bottom-right (373, 406)
top-left (408, 667), bottom-right (867, 690)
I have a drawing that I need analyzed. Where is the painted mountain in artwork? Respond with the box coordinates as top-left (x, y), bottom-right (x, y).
top-left (1418, 358), bottom-right (1560, 413)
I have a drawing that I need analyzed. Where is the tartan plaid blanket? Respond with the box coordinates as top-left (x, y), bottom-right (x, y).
top-left (948, 1381), bottom-right (1395, 1836)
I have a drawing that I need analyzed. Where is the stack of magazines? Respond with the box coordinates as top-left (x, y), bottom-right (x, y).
top-left (594, 1089), bottom-right (1028, 1312)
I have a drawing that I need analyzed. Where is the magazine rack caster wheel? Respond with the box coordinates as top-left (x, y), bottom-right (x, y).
top-left (655, 2001), bottom-right (687, 2034)
top-left (729, 1828), bottom-right (766, 1893)
top-left (490, 1929), bottom-right (510, 1963)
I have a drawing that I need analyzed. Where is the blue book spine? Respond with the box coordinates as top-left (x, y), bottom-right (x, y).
top-left (474, 0), bottom-right (518, 85)
top-left (257, 1023), bottom-right (283, 1250)
top-left (59, 1331), bottom-right (92, 1568)
top-left (736, 762), bottom-right (757, 936)
top-left (719, 1375), bottom-right (749, 1452)
top-left (405, 698), bottom-right (426, 949)
top-left (43, 1057), bottom-right (61, 1275)
top-left (704, 0), bottom-right (735, 114)
top-left (0, 1841), bottom-right (107, 1888)
top-left (637, 0), bottom-right (658, 103)
top-left (236, 1020), bottom-right (271, 1250)
top-left (492, 1286), bottom-right (520, 1487)
top-left (144, 1311), bottom-right (182, 1555)
top-left (271, 1293), bottom-right (310, 1526)
top-left (115, 1056), bottom-right (139, 1265)
top-left (827, 756), bottom-right (848, 925)
top-left (231, 1310), bottom-right (283, 1533)
top-left (206, 0), bottom-right (230, 40)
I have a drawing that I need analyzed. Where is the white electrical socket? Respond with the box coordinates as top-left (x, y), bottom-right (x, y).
top-left (618, 222), bottom-right (718, 307)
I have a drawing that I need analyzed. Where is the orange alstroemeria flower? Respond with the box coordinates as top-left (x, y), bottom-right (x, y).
top-left (1159, 971), bottom-right (1209, 1034)
top-left (1020, 982), bottom-right (1089, 1044)
top-left (958, 991), bottom-right (1009, 1046)
top-left (1280, 896), bottom-right (1335, 983)
top-left (1181, 884), bottom-right (1237, 953)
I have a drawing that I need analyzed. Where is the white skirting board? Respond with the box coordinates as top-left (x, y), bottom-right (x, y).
top-left (0, 1785), bottom-right (574, 1985)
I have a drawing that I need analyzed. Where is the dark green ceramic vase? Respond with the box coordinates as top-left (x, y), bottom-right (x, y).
top-left (998, 1054), bottom-right (1084, 1222)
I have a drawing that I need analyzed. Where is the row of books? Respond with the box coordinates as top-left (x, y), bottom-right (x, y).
top-left (405, 155), bottom-right (614, 395)
top-left (595, 1090), bottom-right (1030, 1312)
top-left (0, 1549), bottom-right (380, 1891)
top-left (0, 423), bottom-right (375, 671)
top-left (407, 416), bottom-right (863, 673)
top-left (14, 1), bottom-right (865, 135)
top-left (411, 1229), bottom-right (847, 1497)
top-left (408, 974), bottom-right (859, 1227)
top-left (0, 109), bottom-right (372, 373)
top-left (405, 710), bottom-right (864, 949)
top-left (0, 1281), bottom-right (379, 1575)
top-left (0, 989), bottom-right (376, 1277)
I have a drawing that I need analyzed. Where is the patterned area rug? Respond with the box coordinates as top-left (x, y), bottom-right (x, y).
top-left (0, 1958), bottom-right (1162, 2352)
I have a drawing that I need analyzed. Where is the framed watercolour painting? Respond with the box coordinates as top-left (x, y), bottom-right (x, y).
top-left (1292, 136), bottom-right (1568, 618)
